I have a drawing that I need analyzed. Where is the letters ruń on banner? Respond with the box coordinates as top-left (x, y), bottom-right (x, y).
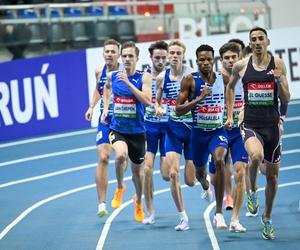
top-left (0, 51), bottom-right (90, 142)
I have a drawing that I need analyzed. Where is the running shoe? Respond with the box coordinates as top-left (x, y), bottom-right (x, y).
top-left (213, 213), bottom-right (228, 230)
top-left (143, 212), bottom-right (155, 225)
top-left (174, 219), bottom-right (190, 231)
top-left (201, 186), bottom-right (213, 203)
top-left (261, 216), bottom-right (275, 240)
top-left (97, 202), bottom-right (108, 218)
top-left (229, 220), bottom-right (247, 233)
top-left (134, 202), bottom-right (145, 222)
top-left (225, 194), bottom-right (234, 210)
top-left (246, 191), bottom-right (259, 216)
top-left (111, 185), bottom-right (126, 209)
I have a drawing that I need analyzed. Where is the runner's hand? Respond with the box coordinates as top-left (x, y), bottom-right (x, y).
top-left (101, 110), bottom-right (108, 125)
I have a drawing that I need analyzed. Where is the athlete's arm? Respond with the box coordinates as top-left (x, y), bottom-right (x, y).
top-left (275, 58), bottom-right (290, 103)
top-left (85, 67), bottom-right (102, 121)
top-left (116, 71), bottom-right (152, 106)
top-left (225, 60), bottom-right (244, 129)
top-left (155, 71), bottom-right (165, 117)
top-left (175, 74), bottom-right (210, 116)
top-left (101, 72), bottom-right (112, 124)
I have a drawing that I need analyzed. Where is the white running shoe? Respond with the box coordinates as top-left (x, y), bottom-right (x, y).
top-left (229, 221), bottom-right (247, 233)
top-left (201, 186), bottom-right (213, 203)
top-left (97, 202), bottom-right (108, 218)
top-left (213, 213), bottom-right (228, 230)
top-left (143, 212), bottom-right (155, 225)
top-left (174, 219), bottom-right (190, 231)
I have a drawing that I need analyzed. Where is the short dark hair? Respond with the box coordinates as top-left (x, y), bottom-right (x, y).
top-left (196, 44), bottom-right (214, 58)
top-left (219, 42), bottom-right (240, 59)
top-left (228, 38), bottom-right (245, 50)
top-left (148, 41), bottom-right (168, 56)
top-left (121, 41), bottom-right (139, 57)
top-left (249, 27), bottom-right (268, 37)
top-left (104, 39), bottom-right (120, 49)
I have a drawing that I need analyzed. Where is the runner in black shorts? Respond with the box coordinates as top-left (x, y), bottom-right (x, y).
top-left (109, 130), bottom-right (146, 164)
top-left (225, 27), bottom-right (290, 240)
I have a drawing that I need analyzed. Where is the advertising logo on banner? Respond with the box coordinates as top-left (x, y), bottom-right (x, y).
top-left (0, 51), bottom-right (90, 141)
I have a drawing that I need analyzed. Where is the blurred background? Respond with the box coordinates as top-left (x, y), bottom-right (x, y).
top-left (0, 0), bottom-right (299, 62)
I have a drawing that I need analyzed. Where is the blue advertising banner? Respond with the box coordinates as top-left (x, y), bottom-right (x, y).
top-left (0, 51), bottom-right (90, 142)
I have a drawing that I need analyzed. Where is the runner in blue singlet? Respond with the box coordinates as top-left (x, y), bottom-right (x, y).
top-left (155, 39), bottom-right (195, 231)
top-left (143, 41), bottom-right (169, 225)
top-left (176, 44), bottom-right (229, 230)
top-left (102, 41), bottom-right (152, 223)
top-left (85, 39), bottom-right (122, 218)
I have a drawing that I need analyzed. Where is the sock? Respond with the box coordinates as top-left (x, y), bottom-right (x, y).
top-left (179, 211), bottom-right (188, 221)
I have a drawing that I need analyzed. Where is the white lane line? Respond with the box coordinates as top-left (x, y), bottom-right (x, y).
top-left (203, 201), bottom-right (219, 250)
top-left (1, 135), bottom-right (300, 168)
top-left (289, 99), bottom-right (300, 105)
top-left (96, 186), bottom-right (185, 250)
top-left (204, 181), bottom-right (300, 250)
top-left (1, 144), bottom-right (299, 189)
top-left (282, 132), bottom-right (300, 139)
top-left (0, 165), bottom-right (299, 244)
top-left (0, 183), bottom-right (95, 241)
top-left (0, 128), bottom-right (96, 148)
top-left (0, 166), bottom-right (178, 241)
top-left (0, 163), bottom-right (97, 189)
top-left (0, 146), bottom-right (96, 168)
top-left (282, 148), bottom-right (300, 155)
top-left (285, 116), bottom-right (300, 122)
top-left (0, 130), bottom-right (299, 168)
top-left (96, 185), bottom-right (172, 250)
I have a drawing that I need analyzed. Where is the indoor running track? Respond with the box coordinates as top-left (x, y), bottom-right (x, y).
top-left (0, 100), bottom-right (300, 250)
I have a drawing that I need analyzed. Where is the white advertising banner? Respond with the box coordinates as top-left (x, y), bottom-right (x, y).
top-left (86, 27), bottom-right (300, 127)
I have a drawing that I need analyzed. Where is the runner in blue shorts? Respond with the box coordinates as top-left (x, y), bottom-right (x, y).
top-left (143, 41), bottom-right (169, 225)
top-left (209, 42), bottom-right (248, 232)
top-left (85, 39), bottom-right (123, 218)
top-left (223, 38), bottom-right (245, 211)
top-left (176, 44), bottom-right (229, 230)
top-left (155, 39), bottom-right (195, 231)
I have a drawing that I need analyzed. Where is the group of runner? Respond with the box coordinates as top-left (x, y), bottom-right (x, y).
top-left (85, 26), bottom-right (290, 240)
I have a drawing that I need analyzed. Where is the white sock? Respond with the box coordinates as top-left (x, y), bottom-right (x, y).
top-left (179, 211), bottom-right (188, 221)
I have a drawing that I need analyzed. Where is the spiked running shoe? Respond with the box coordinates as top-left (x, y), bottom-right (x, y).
top-left (111, 185), bottom-right (126, 209)
top-left (201, 186), bottom-right (213, 203)
top-left (134, 203), bottom-right (145, 222)
top-left (246, 191), bottom-right (259, 216)
top-left (97, 202), bottom-right (108, 218)
top-left (174, 219), bottom-right (190, 231)
top-left (143, 212), bottom-right (155, 225)
top-left (213, 213), bottom-right (228, 230)
top-left (261, 216), bottom-right (275, 240)
top-left (229, 220), bottom-right (247, 233)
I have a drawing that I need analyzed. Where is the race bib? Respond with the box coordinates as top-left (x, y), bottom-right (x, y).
top-left (146, 97), bottom-right (167, 116)
top-left (169, 99), bottom-right (192, 121)
top-left (196, 105), bottom-right (223, 129)
top-left (224, 100), bottom-right (244, 125)
top-left (248, 82), bottom-right (274, 105)
top-left (114, 96), bottom-right (136, 118)
top-left (233, 100), bottom-right (244, 124)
